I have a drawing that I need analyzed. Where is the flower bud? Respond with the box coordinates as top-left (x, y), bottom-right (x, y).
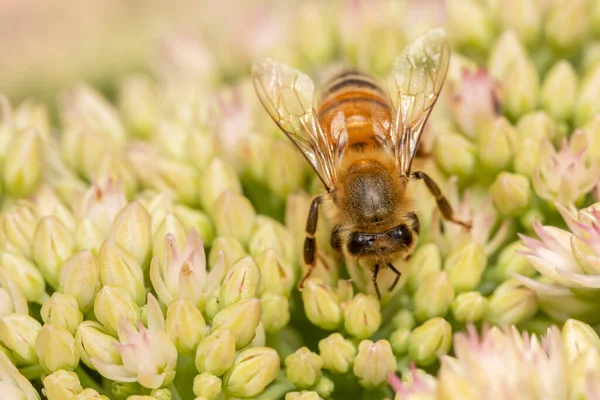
top-left (94, 286), bottom-right (140, 336)
top-left (490, 172), bottom-right (532, 217)
top-left (128, 148), bottom-right (200, 206)
top-left (562, 319), bottom-right (600, 364)
top-left (110, 202), bottom-right (151, 266)
top-left (318, 333), bottom-right (356, 374)
top-left (445, 241), bottom-right (487, 293)
top-left (576, 63), bottom-right (600, 126)
top-left (582, 117), bottom-right (600, 163)
top-left (301, 279), bottom-right (342, 330)
top-left (223, 347), bottom-right (280, 398)
top-left (343, 294), bottom-right (381, 339)
top-left (32, 216), bottom-right (76, 290)
top-left (35, 324), bottom-right (79, 372)
top-left (266, 140), bottom-right (306, 198)
top-left (313, 376), bottom-right (334, 398)
top-left (513, 137), bottom-right (540, 178)
top-left (502, 56), bottom-right (539, 121)
top-left (494, 240), bottom-right (536, 282)
top-left (166, 299), bottom-right (206, 355)
top-left (41, 293), bottom-right (83, 334)
top-left (152, 214), bottom-right (187, 267)
top-left (199, 158), bottom-right (242, 211)
top-left (207, 237), bottom-right (247, 270)
top-left (211, 299), bottom-right (260, 348)
top-left (451, 291), bottom-right (487, 322)
top-left (212, 191), bottom-right (256, 244)
top-left (0, 252), bottom-right (46, 303)
top-left (75, 219), bottom-right (104, 255)
top-left (285, 347), bottom-right (323, 389)
top-left (75, 321), bottom-right (122, 369)
top-left (98, 240), bottom-right (146, 306)
top-left (15, 100), bottom-right (50, 141)
top-left (517, 111), bottom-right (560, 144)
top-left (173, 205), bottom-right (214, 247)
top-left (392, 309), bottom-right (416, 330)
top-left (285, 391), bottom-right (322, 400)
top-left (485, 278), bottom-right (537, 326)
top-left (413, 271), bottom-right (454, 322)
top-left (447, 0), bottom-right (494, 50)
top-left (408, 317), bottom-right (452, 367)
top-left (545, 0), bottom-right (590, 52)
top-left (260, 293), bottom-right (290, 333)
top-left (92, 153), bottom-right (138, 199)
top-left (488, 31), bottom-right (527, 80)
top-left (0, 271), bottom-right (28, 317)
top-left (477, 117), bottom-right (516, 173)
top-left (498, 0), bottom-right (542, 47)
top-left (353, 339), bottom-right (396, 388)
top-left (249, 217), bottom-right (295, 265)
top-left (195, 329), bottom-right (236, 376)
top-left (186, 128), bottom-right (216, 171)
top-left (118, 75), bottom-right (158, 139)
top-left (433, 132), bottom-right (476, 179)
top-left (3, 129), bottom-right (43, 198)
top-left (0, 202), bottom-right (37, 257)
top-left (59, 250), bottom-right (101, 312)
top-left (393, 327), bottom-right (415, 360)
top-left (406, 243), bottom-right (442, 293)
top-left (219, 256), bottom-right (261, 307)
top-left (43, 369), bottom-right (82, 400)
top-left (255, 249), bottom-right (295, 296)
top-left (193, 372), bottom-right (222, 400)
top-left (0, 314), bottom-right (41, 364)
top-left (540, 60), bottom-right (578, 122)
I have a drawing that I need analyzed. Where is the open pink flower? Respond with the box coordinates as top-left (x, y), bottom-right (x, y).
top-left (150, 229), bottom-right (225, 309)
top-left (532, 132), bottom-right (600, 205)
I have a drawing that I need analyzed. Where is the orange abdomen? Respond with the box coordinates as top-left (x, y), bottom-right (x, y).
top-left (318, 71), bottom-right (392, 150)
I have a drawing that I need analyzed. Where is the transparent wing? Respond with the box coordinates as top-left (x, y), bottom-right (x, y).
top-left (389, 29), bottom-right (450, 175)
top-left (252, 59), bottom-right (341, 190)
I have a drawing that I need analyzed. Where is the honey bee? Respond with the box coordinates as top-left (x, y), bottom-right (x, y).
top-left (252, 29), bottom-right (470, 298)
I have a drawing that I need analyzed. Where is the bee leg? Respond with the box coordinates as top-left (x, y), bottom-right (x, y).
top-left (372, 264), bottom-right (382, 299)
top-left (412, 171), bottom-right (471, 229)
top-left (299, 196), bottom-right (322, 289)
top-left (387, 262), bottom-right (401, 292)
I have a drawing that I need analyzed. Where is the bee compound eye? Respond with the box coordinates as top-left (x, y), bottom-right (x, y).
top-left (387, 224), bottom-right (413, 247)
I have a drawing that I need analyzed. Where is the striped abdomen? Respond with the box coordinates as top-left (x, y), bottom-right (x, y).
top-left (318, 71), bottom-right (392, 150)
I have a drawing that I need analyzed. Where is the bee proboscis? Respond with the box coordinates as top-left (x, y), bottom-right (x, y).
top-left (252, 29), bottom-right (470, 298)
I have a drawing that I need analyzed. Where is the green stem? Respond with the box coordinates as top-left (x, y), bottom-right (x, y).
top-left (18, 364), bottom-right (44, 381)
top-left (75, 366), bottom-right (109, 397)
top-left (168, 383), bottom-right (183, 400)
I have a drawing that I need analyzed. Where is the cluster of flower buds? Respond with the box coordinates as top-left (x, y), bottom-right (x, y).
top-left (3, 0), bottom-right (600, 399)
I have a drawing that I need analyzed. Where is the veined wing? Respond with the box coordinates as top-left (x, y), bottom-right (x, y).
top-left (389, 29), bottom-right (450, 175)
top-left (252, 59), bottom-right (343, 190)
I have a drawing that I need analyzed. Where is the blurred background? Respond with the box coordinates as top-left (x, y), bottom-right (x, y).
top-left (0, 0), bottom-right (443, 106)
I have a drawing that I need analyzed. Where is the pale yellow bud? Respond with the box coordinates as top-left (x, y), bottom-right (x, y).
top-left (3, 129), bottom-right (43, 198)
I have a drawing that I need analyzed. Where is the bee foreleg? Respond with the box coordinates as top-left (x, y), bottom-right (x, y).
top-left (372, 263), bottom-right (382, 299)
top-left (412, 171), bottom-right (471, 229)
top-left (387, 262), bottom-right (401, 292)
top-left (299, 196), bottom-right (322, 289)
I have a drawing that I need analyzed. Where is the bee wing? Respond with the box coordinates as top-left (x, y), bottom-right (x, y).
top-left (388, 29), bottom-right (450, 175)
top-left (252, 59), bottom-right (342, 191)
